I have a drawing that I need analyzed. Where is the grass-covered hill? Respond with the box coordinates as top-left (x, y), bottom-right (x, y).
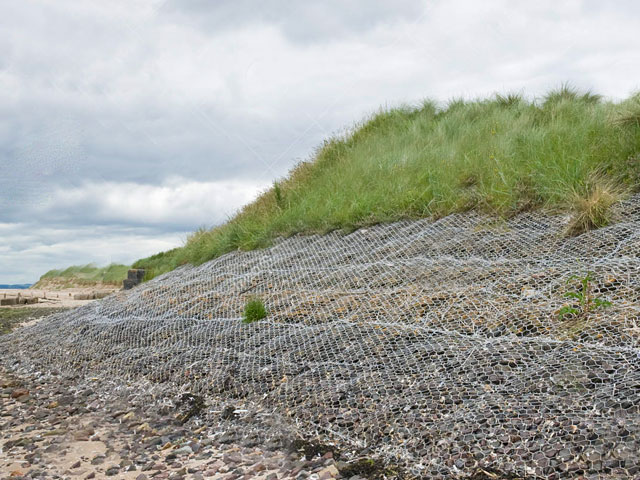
top-left (134, 86), bottom-right (640, 280)
top-left (33, 263), bottom-right (129, 289)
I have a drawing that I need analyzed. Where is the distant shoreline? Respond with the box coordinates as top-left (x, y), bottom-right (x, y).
top-left (0, 284), bottom-right (32, 289)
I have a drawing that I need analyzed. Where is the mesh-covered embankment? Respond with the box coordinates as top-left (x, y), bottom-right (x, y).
top-left (2, 196), bottom-right (640, 479)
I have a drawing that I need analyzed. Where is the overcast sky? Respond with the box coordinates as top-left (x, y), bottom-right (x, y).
top-left (2, 0), bottom-right (639, 283)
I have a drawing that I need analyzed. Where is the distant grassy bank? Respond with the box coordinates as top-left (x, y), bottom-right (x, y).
top-left (33, 264), bottom-right (129, 289)
top-left (134, 87), bottom-right (640, 280)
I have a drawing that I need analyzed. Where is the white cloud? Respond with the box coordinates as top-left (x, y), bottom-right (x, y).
top-left (0, 178), bottom-right (268, 283)
top-left (45, 177), bottom-right (269, 228)
top-left (0, 224), bottom-right (184, 284)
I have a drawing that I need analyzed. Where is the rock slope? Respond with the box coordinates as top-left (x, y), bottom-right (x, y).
top-left (3, 196), bottom-right (640, 479)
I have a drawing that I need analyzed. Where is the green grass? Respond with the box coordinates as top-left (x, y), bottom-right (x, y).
top-left (243, 297), bottom-right (268, 324)
top-left (0, 307), bottom-right (69, 335)
top-left (34, 263), bottom-right (130, 288)
top-left (133, 86), bottom-right (640, 279)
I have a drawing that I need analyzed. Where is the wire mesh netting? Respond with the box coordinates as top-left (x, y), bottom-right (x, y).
top-left (2, 196), bottom-right (640, 479)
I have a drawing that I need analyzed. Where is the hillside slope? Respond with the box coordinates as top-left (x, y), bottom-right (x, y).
top-left (135, 87), bottom-right (640, 279)
top-left (3, 194), bottom-right (640, 478)
top-left (8, 86), bottom-right (640, 479)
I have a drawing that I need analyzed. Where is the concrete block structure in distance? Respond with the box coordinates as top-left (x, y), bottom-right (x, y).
top-left (123, 269), bottom-right (145, 290)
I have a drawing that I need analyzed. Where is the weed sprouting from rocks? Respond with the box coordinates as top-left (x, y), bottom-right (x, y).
top-left (557, 272), bottom-right (611, 321)
top-left (243, 297), bottom-right (267, 324)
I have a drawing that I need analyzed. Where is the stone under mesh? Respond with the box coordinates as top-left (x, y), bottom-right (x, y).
top-left (2, 196), bottom-right (640, 479)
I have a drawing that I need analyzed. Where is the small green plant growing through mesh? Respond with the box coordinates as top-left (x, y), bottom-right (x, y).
top-left (557, 272), bottom-right (611, 321)
top-left (243, 297), bottom-right (268, 324)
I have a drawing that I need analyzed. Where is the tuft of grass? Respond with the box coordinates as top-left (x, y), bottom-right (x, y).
top-left (133, 87), bottom-right (640, 279)
top-left (495, 92), bottom-right (523, 108)
top-left (273, 181), bottom-right (285, 209)
top-left (34, 263), bottom-right (130, 288)
top-left (542, 83), bottom-right (602, 108)
top-left (611, 93), bottom-right (640, 128)
top-left (565, 176), bottom-right (624, 236)
top-left (243, 297), bottom-right (268, 324)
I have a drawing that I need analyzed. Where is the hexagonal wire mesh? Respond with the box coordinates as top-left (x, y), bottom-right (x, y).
top-left (2, 195), bottom-right (640, 479)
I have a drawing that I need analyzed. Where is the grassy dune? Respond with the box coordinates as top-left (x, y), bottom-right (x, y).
top-left (134, 87), bottom-right (640, 279)
top-left (33, 264), bottom-right (129, 289)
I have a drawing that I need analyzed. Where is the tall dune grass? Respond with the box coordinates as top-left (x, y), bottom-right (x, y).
top-left (135, 87), bottom-right (640, 279)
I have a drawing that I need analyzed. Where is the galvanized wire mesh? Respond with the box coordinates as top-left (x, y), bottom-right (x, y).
top-left (3, 195), bottom-right (640, 479)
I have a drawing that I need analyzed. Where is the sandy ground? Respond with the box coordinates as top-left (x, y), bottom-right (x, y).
top-left (0, 287), bottom-right (118, 309)
top-left (0, 368), bottom-right (348, 480)
top-left (0, 314), bottom-right (354, 480)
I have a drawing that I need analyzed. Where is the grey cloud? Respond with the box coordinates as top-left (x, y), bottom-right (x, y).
top-left (0, 96), bottom-right (317, 212)
top-left (162, 0), bottom-right (425, 43)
